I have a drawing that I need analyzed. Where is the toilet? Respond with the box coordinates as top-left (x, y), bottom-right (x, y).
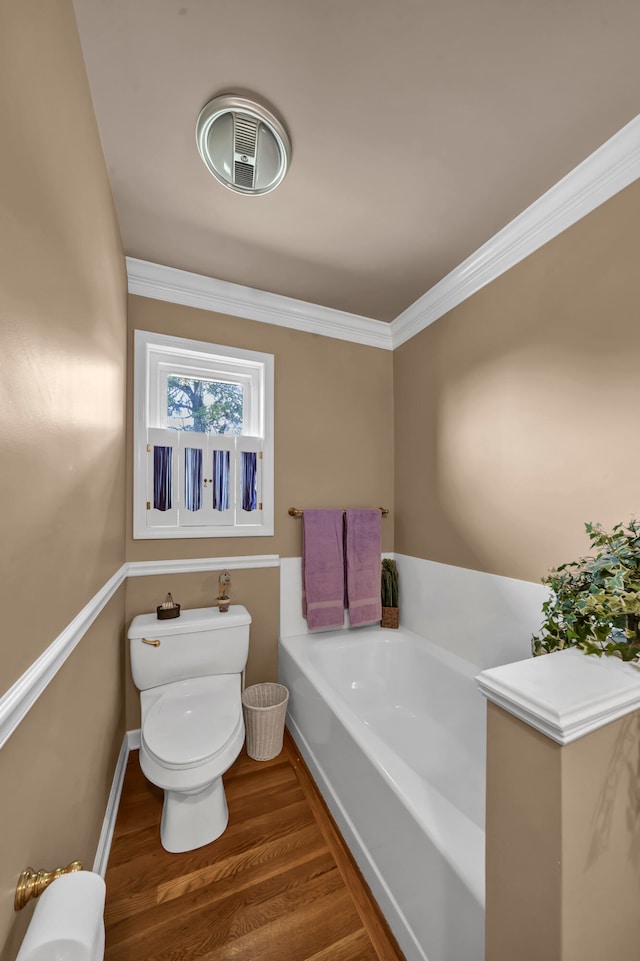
top-left (128, 604), bottom-right (251, 853)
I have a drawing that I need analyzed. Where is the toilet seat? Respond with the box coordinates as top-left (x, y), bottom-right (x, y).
top-left (142, 675), bottom-right (242, 770)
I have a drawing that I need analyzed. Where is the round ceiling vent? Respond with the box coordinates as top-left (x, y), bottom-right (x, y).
top-left (196, 94), bottom-right (291, 196)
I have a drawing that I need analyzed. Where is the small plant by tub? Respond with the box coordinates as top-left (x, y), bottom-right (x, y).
top-left (381, 558), bottom-right (399, 629)
top-left (532, 519), bottom-right (640, 661)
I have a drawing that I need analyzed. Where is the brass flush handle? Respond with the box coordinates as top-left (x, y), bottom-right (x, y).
top-left (142, 637), bottom-right (161, 647)
top-left (15, 860), bottom-right (83, 911)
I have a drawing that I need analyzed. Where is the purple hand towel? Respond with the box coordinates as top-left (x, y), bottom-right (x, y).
top-left (302, 509), bottom-right (346, 631)
top-left (345, 509), bottom-right (382, 627)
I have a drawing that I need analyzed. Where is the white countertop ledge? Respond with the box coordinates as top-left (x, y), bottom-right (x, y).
top-left (476, 648), bottom-right (640, 744)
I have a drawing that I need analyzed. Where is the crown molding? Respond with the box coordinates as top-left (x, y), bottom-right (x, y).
top-left (127, 116), bottom-right (639, 351)
top-left (126, 258), bottom-right (393, 351)
top-left (391, 114), bottom-right (640, 348)
top-left (476, 647), bottom-right (640, 745)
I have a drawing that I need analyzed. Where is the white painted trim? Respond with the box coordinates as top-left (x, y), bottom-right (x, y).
top-left (126, 257), bottom-right (393, 351)
top-left (0, 556), bottom-right (279, 751)
top-left (0, 565), bottom-right (128, 751)
top-left (92, 733), bottom-right (130, 877)
top-left (127, 117), bottom-right (639, 351)
top-left (133, 329), bottom-right (275, 540)
top-left (127, 554), bottom-right (280, 576)
top-left (92, 729), bottom-right (141, 876)
top-left (476, 647), bottom-right (640, 745)
top-left (391, 114), bottom-right (640, 347)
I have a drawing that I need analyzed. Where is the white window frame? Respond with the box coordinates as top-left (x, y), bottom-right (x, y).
top-left (133, 329), bottom-right (274, 539)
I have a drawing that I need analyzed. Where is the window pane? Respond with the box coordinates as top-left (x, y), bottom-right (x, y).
top-left (167, 376), bottom-right (243, 434)
top-left (184, 448), bottom-right (202, 512)
top-left (153, 446), bottom-right (173, 511)
top-left (212, 450), bottom-right (230, 511)
top-left (241, 451), bottom-right (258, 511)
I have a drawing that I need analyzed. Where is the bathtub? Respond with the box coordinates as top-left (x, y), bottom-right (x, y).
top-left (278, 625), bottom-right (486, 961)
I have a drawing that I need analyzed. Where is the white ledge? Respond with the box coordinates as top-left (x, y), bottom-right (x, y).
top-left (476, 648), bottom-right (640, 745)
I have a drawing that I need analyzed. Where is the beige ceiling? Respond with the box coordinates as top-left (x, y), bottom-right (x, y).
top-left (72, 0), bottom-right (640, 322)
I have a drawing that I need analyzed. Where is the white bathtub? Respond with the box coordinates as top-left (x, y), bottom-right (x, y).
top-left (278, 625), bottom-right (486, 961)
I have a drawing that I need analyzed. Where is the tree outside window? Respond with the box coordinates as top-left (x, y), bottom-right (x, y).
top-left (167, 376), bottom-right (243, 434)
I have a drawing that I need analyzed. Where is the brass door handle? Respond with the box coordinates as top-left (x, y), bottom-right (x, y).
top-left (141, 637), bottom-right (161, 647)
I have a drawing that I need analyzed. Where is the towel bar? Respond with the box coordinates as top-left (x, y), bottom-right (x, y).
top-left (288, 507), bottom-right (389, 517)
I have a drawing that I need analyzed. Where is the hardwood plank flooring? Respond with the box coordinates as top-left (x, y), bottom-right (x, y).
top-left (105, 731), bottom-right (405, 961)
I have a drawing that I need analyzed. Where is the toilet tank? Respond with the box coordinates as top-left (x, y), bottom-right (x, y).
top-left (129, 605), bottom-right (251, 691)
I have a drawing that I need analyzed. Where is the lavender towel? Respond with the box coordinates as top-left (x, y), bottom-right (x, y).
top-left (302, 510), bottom-right (346, 631)
top-left (345, 509), bottom-right (382, 627)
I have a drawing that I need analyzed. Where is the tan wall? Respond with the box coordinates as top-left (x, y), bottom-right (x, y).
top-left (485, 705), bottom-right (562, 959)
top-left (126, 296), bottom-right (394, 562)
top-left (0, 596), bottom-right (125, 961)
top-left (124, 296), bottom-right (394, 720)
top-left (561, 711), bottom-right (640, 960)
top-left (2, 8), bottom-right (635, 959)
top-left (394, 179), bottom-right (640, 583)
top-left (486, 703), bottom-right (640, 961)
top-left (0, 1), bottom-right (127, 954)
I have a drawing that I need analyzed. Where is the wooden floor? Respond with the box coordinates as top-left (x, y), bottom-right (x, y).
top-left (105, 731), bottom-right (405, 961)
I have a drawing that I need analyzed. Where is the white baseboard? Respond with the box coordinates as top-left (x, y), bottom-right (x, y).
top-left (92, 729), bottom-right (141, 877)
top-left (92, 733), bottom-right (129, 877)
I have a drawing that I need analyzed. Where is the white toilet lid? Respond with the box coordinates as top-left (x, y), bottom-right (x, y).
top-left (143, 675), bottom-right (241, 767)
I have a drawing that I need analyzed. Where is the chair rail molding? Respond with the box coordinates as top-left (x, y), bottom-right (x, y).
top-left (127, 554), bottom-right (280, 577)
top-left (0, 554), bottom-right (281, 751)
top-left (0, 565), bottom-right (128, 751)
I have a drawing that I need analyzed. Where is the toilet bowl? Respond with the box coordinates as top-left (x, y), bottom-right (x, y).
top-left (128, 605), bottom-right (251, 853)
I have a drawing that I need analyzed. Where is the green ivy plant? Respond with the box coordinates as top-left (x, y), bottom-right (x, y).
top-left (532, 520), bottom-right (640, 661)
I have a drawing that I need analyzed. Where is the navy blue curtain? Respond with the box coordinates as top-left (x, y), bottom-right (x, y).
top-left (213, 450), bottom-right (230, 511)
top-left (184, 447), bottom-right (202, 511)
top-left (153, 445), bottom-right (173, 511)
top-left (241, 451), bottom-right (258, 512)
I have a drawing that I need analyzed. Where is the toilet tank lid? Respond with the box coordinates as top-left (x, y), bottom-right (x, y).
top-left (128, 604), bottom-right (251, 639)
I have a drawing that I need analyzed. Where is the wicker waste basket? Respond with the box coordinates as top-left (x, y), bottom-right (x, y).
top-left (242, 683), bottom-right (289, 761)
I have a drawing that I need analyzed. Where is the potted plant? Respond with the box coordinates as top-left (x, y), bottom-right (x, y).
top-left (217, 569), bottom-right (232, 613)
top-left (381, 558), bottom-right (399, 629)
top-left (532, 520), bottom-right (640, 661)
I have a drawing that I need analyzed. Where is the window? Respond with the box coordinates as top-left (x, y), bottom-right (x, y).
top-left (134, 330), bottom-right (274, 539)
